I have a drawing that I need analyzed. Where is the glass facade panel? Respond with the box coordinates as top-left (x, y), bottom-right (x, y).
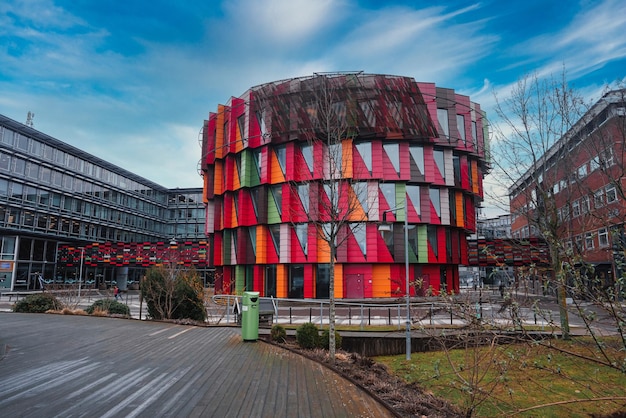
top-left (437, 108), bottom-right (449, 137)
top-left (355, 141), bottom-right (372, 173)
top-left (289, 264), bottom-right (304, 299)
top-left (316, 264), bottom-right (330, 299)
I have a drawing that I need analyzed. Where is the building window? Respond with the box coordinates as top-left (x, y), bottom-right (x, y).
top-left (572, 200), bottom-right (580, 218)
top-left (581, 196), bottom-right (590, 214)
top-left (295, 223), bottom-right (308, 256)
top-left (409, 145), bottom-right (425, 175)
top-left (380, 183), bottom-right (396, 210)
top-left (590, 156), bottom-right (600, 171)
top-left (9, 182), bottom-right (22, 201)
top-left (430, 188), bottom-right (441, 219)
top-left (598, 228), bottom-right (609, 247)
top-left (594, 189), bottom-right (605, 208)
top-left (406, 185), bottom-right (420, 216)
top-left (456, 114), bottom-right (466, 144)
top-left (585, 232), bottom-right (594, 249)
top-left (13, 157), bottom-right (26, 176)
top-left (606, 185), bottom-right (617, 204)
top-left (383, 143), bottom-right (400, 175)
top-left (271, 185), bottom-right (282, 216)
top-left (350, 223), bottom-right (366, 256)
top-left (238, 115), bottom-right (246, 146)
top-left (297, 184), bottom-right (309, 214)
top-left (452, 155), bottom-right (461, 186)
top-left (269, 224), bottom-right (280, 256)
top-left (437, 108), bottom-right (449, 138)
top-left (289, 264), bottom-right (304, 299)
top-left (600, 147), bottom-right (614, 168)
top-left (471, 121), bottom-right (477, 147)
top-left (577, 164), bottom-right (587, 179)
top-left (355, 142), bottom-right (372, 174)
top-left (353, 182), bottom-right (369, 214)
top-left (427, 225), bottom-right (438, 257)
top-left (433, 149), bottom-right (445, 179)
top-left (575, 235), bottom-right (583, 251)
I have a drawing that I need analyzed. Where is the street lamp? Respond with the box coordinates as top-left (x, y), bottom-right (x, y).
top-left (379, 197), bottom-right (412, 361)
top-left (168, 239), bottom-right (178, 280)
top-left (78, 247), bottom-right (84, 298)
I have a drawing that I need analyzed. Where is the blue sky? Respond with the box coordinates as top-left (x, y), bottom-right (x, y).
top-left (1, 0), bottom-right (625, 213)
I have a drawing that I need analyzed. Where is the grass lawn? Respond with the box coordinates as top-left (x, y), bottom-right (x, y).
top-left (377, 337), bottom-right (626, 417)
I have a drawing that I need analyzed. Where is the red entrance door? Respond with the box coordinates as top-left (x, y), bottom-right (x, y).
top-left (345, 274), bottom-right (364, 299)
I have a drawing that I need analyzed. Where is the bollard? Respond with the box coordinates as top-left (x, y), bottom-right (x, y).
top-left (398, 305), bottom-right (401, 329)
top-left (309, 307), bottom-right (312, 322)
top-left (320, 304), bottom-right (324, 326)
top-left (430, 304), bottom-right (433, 325)
top-left (360, 305), bottom-right (364, 331)
top-left (289, 307), bottom-right (292, 324)
top-left (388, 308), bottom-right (391, 325)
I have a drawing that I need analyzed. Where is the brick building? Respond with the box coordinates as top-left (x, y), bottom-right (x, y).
top-left (509, 89), bottom-right (626, 285)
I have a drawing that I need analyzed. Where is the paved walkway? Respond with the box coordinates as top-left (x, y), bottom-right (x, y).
top-left (0, 313), bottom-right (394, 418)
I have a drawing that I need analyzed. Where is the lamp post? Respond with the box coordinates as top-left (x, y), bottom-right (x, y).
top-left (379, 197), bottom-right (412, 361)
top-left (78, 247), bottom-right (84, 299)
top-left (169, 239), bottom-right (178, 281)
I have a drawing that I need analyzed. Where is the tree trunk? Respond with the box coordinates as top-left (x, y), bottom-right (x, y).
top-left (329, 245), bottom-right (336, 365)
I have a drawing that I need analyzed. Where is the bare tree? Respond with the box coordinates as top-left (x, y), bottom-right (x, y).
top-left (294, 74), bottom-right (371, 364)
top-left (491, 72), bottom-right (626, 362)
top-left (550, 84), bottom-right (626, 368)
top-left (489, 71), bottom-right (589, 339)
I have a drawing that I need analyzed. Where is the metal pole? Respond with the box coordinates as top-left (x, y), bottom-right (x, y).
top-left (405, 196), bottom-right (411, 361)
top-left (78, 248), bottom-right (84, 299)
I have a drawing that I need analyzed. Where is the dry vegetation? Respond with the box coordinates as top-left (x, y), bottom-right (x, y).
top-left (270, 339), bottom-right (463, 418)
top-left (267, 334), bottom-right (626, 418)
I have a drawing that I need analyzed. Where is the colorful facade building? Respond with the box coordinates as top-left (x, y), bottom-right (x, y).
top-left (201, 73), bottom-right (489, 299)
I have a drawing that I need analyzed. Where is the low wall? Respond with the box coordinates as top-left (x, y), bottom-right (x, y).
top-left (341, 331), bottom-right (552, 357)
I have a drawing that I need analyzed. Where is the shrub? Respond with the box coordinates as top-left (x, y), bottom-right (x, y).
top-left (13, 293), bottom-right (62, 313)
top-left (296, 322), bottom-right (320, 349)
top-left (320, 329), bottom-right (342, 350)
top-left (270, 325), bottom-right (287, 343)
top-left (86, 299), bottom-right (130, 316)
top-left (141, 266), bottom-right (207, 322)
top-left (171, 277), bottom-right (206, 321)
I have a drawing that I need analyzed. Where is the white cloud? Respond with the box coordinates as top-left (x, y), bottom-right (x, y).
top-left (0, 0), bottom-right (86, 30)
top-left (328, 4), bottom-right (498, 83)
top-left (221, 0), bottom-right (344, 47)
top-left (2, 0), bottom-right (625, 198)
top-left (506, 0), bottom-right (626, 82)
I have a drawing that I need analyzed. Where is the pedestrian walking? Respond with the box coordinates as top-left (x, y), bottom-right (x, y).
top-left (114, 286), bottom-right (121, 300)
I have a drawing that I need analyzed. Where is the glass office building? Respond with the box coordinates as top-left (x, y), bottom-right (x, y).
top-left (0, 114), bottom-right (207, 291)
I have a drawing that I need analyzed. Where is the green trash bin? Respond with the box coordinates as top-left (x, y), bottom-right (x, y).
top-left (241, 291), bottom-right (260, 341)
